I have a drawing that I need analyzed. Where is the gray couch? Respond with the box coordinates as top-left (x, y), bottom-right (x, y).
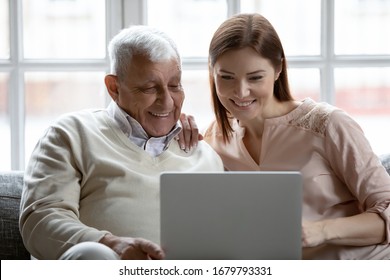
top-left (1, 155), bottom-right (390, 260)
top-left (0, 171), bottom-right (30, 260)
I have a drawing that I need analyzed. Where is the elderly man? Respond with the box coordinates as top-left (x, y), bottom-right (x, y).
top-left (19, 26), bottom-right (223, 260)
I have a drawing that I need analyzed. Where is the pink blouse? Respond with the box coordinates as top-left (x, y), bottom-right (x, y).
top-left (204, 98), bottom-right (390, 259)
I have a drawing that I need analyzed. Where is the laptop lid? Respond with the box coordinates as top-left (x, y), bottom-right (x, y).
top-left (160, 171), bottom-right (302, 260)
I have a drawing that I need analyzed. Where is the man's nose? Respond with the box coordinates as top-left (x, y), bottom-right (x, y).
top-left (157, 88), bottom-right (174, 106)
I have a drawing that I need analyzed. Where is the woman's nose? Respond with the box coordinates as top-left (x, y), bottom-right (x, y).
top-left (234, 80), bottom-right (250, 98)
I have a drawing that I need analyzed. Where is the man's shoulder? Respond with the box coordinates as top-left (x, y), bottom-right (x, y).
top-left (53, 108), bottom-right (108, 127)
top-left (197, 139), bottom-right (217, 152)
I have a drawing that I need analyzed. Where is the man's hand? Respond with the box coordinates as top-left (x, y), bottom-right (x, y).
top-left (100, 234), bottom-right (165, 260)
top-left (177, 113), bottom-right (203, 152)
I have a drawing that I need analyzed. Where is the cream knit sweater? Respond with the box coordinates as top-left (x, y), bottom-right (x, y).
top-left (20, 108), bottom-right (224, 259)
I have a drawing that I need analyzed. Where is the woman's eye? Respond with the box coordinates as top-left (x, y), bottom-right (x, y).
top-left (221, 75), bottom-right (233, 80)
top-left (249, 76), bottom-right (263, 81)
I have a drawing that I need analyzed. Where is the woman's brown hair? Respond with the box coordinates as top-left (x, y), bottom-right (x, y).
top-left (209, 13), bottom-right (293, 142)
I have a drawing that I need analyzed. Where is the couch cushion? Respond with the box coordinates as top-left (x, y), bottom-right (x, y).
top-left (0, 171), bottom-right (30, 260)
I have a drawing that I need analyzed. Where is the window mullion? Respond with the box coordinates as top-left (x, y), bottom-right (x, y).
top-left (124, 0), bottom-right (146, 26)
top-left (227, 0), bottom-right (240, 17)
top-left (106, 0), bottom-right (124, 47)
top-left (105, 0), bottom-right (124, 106)
top-left (9, 0), bottom-right (25, 170)
top-left (321, 0), bottom-right (335, 105)
top-left (333, 55), bottom-right (390, 67)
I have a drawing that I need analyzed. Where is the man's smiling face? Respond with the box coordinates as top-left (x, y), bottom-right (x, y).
top-left (115, 54), bottom-right (184, 137)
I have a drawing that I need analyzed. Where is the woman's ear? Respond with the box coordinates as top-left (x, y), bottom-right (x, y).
top-left (105, 75), bottom-right (119, 101)
top-left (275, 58), bottom-right (284, 81)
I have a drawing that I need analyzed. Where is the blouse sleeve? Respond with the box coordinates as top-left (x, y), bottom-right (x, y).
top-left (324, 109), bottom-right (390, 244)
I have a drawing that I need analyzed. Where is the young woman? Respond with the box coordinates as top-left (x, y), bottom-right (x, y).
top-left (202, 13), bottom-right (390, 259)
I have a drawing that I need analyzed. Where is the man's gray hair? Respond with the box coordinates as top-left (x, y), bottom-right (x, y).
top-left (107, 25), bottom-right (181, 79)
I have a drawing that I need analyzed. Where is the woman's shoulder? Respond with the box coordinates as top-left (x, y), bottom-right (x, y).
top-left (203, 119), bottom-right (222, 139)
top-left (288, 98), bottom-right (344, 136)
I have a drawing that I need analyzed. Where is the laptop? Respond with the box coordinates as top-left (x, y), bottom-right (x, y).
top-left (160, 171), bottom-right (302, 260)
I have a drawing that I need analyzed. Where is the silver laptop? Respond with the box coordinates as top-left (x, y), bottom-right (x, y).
top-left (160, 171), bottom-right (302, 260)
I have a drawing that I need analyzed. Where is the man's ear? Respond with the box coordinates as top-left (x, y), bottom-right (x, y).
top-left (105, 74), bottom-right (119, 101)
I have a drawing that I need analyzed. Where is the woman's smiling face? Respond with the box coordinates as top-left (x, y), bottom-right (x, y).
top-left (212, 47), bottom-right (280, 121)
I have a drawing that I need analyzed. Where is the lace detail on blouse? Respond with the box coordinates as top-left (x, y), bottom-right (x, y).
top-left (288, 102), bottom-right (335, 137)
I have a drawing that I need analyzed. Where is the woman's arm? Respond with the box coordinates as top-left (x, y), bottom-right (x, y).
top-left (302, 212), bottom-right (386, 247)
top-left (316, 110), bottom-right (390, 248)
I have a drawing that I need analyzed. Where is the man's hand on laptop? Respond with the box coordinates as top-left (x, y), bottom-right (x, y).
top-left (100, 233), bottom-right (165, 260)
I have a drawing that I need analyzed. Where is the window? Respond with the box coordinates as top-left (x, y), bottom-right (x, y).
top-left (0, 0), bottom-right (122, 170)
top-left (0, 73), bottom-right (10, 169)
top-left (2, 0), bottom-right (390, 171)
top-left (22, 0), bottom-right (107, 59)
top-left (0, 0), bottom-right (10, 169)
top-left (0, 0), bottom-right (9, 59)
